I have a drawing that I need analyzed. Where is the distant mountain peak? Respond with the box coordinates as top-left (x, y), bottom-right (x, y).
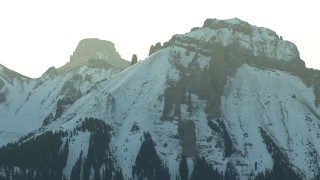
top-left (71, 38), bottom-right (116, 62)
top-left (58, 38), bottom-right (129, 73)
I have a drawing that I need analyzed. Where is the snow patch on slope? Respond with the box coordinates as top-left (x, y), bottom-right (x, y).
top-left (63, 131), bottom-right (91, 179)
top-left (222, 64), bottom-right (320, 178)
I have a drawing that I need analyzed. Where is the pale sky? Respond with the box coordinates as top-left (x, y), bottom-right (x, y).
top-left (0, 0), bottom-right (319, 78)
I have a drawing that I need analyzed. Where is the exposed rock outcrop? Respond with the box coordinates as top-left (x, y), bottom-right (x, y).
top-left (58, 38), bottom-right (129, 73)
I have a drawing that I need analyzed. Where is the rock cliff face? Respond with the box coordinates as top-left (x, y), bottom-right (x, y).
top-left (58, 38), bottom-right (129, 73)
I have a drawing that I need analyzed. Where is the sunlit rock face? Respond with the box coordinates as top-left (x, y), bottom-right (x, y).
top-left (59, 38), bottom-right (129, 73)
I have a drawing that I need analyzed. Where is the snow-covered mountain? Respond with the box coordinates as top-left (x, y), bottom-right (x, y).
top-left (1, 18), bottom-right (320, 180)
top-left (0, 38), bottom-right (128, 146)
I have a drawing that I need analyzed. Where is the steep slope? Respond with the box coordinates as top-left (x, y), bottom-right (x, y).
top-left (49, 18), bottom-right (319, 179)
top-left (45, 53), bottom-right (318, 179)
top-left (1, 18), bottom-right (320, 180)
top-left (0, 64), bottom-right (35, 145)
top-left (46, 47), bottom-right (192, 178)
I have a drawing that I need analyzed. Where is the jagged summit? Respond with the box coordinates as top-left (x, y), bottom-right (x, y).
top-left (170, 18), bottom-right (302, 63)
top-left (58, 38), bottom-right (129, 73)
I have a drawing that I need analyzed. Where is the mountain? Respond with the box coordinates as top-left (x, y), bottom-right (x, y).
top-left (0, 39), bottom-right (128, 146)
top-left (1, 18), bottom-right (320, 180)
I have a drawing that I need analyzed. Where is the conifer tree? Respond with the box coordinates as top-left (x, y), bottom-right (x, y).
top-left (187, 93), bottom-right (192, 113)
top-left (135, 132), bottom-right (170, 180)
top-left (179, 154), bottom-right (188, 180)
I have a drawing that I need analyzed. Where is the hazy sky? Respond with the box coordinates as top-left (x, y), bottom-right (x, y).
top-left (0, 0), bottom-right (319, 78)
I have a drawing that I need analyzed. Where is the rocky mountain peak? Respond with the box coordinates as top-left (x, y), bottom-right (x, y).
top-left (58, 38), bottom-right (129, 73)
top-left (170, 18), bottom-right (302, 64)
top-left (70, 38), bottom-right (117, 62)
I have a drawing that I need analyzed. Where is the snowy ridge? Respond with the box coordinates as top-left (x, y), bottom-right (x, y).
top-left (173, 18), bottom-right (301, 62)
top-left (48, 48), bottom-right (186, 177)
top-left (0, 65), bottom-right (121, 146)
